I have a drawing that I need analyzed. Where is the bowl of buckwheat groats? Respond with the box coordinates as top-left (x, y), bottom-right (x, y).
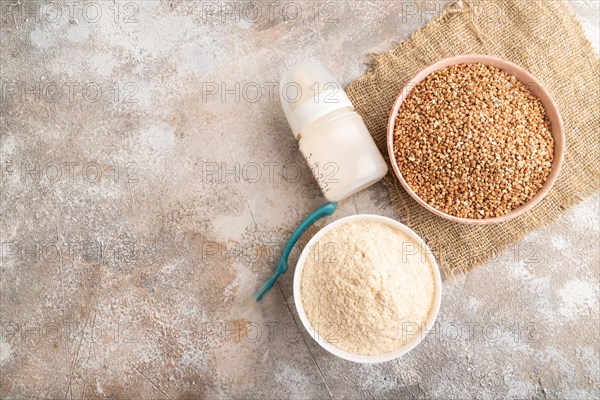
top-left (388, 54), bottom-right (565, 224)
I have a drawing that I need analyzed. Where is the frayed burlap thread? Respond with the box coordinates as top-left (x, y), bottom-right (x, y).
top-left (346, 0), bottom-right (600, 277)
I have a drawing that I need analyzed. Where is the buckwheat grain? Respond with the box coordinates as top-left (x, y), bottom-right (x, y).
top-left (393, 63), bottom-right (554, 219)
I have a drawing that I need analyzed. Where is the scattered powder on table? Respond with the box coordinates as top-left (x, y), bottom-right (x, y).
top-left (300, 220), bottom-right (436, 356)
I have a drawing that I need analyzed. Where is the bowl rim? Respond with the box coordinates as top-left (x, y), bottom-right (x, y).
top-left (386, 54), bottom-right (565, 225)
top-left (293, 214), bottom-right (442, 364)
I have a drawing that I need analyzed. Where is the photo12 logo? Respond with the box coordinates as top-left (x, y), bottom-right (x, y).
top-left (1, 236), bottom-right (137, 265)
top-left (198, 319), bottom-right (302, 345)
top-left (1, 81), bottom-right (138, 105)
top-left (193, 1), bottom-right (339, 24)
top-left (1, 318), bottom-right (144, 346)
top-left (0, 1), bottom-right (140, 26)
top-left (1, 160), bottom-right (139, 186)
top-left (199, 161), bottom-right (338, 186)
top-left (200, 81), bottom-right (342, 104)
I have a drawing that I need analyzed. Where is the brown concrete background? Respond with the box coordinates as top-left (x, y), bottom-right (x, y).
top-left (1, 1), bottom-right (598, 399)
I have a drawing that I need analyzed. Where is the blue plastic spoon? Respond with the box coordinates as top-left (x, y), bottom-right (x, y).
top-left (253, 202), bottom-right (338, 301)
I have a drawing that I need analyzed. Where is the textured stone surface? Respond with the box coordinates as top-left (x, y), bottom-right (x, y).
top-left (0, 1), bottom-right (598, 399)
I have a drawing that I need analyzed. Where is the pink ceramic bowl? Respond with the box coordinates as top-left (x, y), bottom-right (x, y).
top-left (387, 54), bottom-right (565, 224)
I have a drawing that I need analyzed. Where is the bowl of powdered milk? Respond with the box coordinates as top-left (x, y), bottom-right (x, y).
top-left (293, 214), bottom-right (442, 363)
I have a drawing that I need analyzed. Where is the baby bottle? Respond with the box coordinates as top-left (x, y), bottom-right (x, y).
top-left (279, 62), bottom-right (388, 201)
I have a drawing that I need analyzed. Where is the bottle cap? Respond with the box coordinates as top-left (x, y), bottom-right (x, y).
top-left (280, 62), bottom-right (354, 139)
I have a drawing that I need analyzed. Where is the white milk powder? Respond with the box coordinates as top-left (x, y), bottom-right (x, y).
top-left (301, 220), bottom-right (436, 356)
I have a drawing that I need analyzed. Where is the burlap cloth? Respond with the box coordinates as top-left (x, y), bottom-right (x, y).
top-left (346, 0), bottom-right (600, 277)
